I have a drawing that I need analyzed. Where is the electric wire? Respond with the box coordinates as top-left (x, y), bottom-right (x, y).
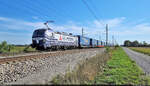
top-left (81, 0), bottom-right (105, 26)
top-left (88, 0), bottom-right (104, 20)
top-left (0, 0), bottom-right (45, 21)
top-left (35, 0), bottom-right (72, 21)
top-left (23, 0), bottom-right (57, 20)
top-left (47, 0), bottom-right (75, 19)
top-left (18, 0), bottom-right (50, 21)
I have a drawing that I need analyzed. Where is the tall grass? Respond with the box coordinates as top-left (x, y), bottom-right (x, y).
top-left (50, 50), bottom-right (110, 84)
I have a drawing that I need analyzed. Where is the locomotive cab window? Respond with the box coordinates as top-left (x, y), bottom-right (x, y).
top-left (32, 29), bottom-right (46, 38)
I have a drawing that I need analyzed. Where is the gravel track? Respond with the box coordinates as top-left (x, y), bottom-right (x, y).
top-left (0, 49), bottom-right (93, 64)
top-left (0, 51), bottom-right (41, 59)
top-left (123, 47), bottom-right (150, 75)
top-left (3, 48), bottom-right (105, 84)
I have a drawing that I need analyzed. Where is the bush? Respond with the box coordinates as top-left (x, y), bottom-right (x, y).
top-left (105, 47), bottom-right (110, 53)
top-left (0, 41), bottom-right (10, 53)
top-left (115, 45), bottom-right (119, 49)
top-left (23, 45), bottom-right (30, 52)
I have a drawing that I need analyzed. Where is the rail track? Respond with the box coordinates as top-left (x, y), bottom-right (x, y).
top-left (0, 48), bottom-right (100, 64)
top-left (0, 48), bottom-right (104, 84)
top-left (0, 50), bottom-right (45, 57)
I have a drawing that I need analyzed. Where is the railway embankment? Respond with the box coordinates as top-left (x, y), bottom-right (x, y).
top-left (0, 48), bottom-right (104, 84)
top-left (50, 47), bottom-right (110, 84)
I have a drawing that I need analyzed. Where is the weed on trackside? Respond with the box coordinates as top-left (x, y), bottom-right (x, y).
top-left (50, 49), bottom-right (111, 85)
top-left (92, 47), bottom-right (150, 85)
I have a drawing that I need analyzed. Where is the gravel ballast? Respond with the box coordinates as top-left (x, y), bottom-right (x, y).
top-left (0, 48), bottom-right (105, 84)
top-left (123, 47), bottom-right (150, 75)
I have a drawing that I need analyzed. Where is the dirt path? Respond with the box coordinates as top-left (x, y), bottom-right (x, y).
top-left (6, 48), bottom-right (105, 84)
top-left (123, 47), bottom-right (150, 75)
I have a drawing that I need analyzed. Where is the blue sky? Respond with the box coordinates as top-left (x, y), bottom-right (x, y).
top-left (0, 0), bottom-right (150, 45)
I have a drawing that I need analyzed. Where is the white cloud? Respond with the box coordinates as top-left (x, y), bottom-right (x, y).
top-left (1, 16), bottom-right (150, 45)
top-left (32, 16), bottom-right (39, 20)
top-left (0, 17), bottom-right (13, 21)
top-left (93, 17), bottom-right (125, 28)
top-left (0, 17), bottom-right (46, 31)
top-left (109, 22), bottom-right (150, 44)
top-left (0, 16), bottom-right (126, 44)
top-left (0, 17), bottom-right (85, 44)
top-left (114, 23), bottom-right (150, 36)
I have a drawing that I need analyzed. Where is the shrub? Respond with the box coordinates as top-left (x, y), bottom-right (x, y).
top-left (0, 41), bottom-right (9, 53)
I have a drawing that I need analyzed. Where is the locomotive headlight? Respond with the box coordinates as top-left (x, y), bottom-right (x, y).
top-left (43, 39), bottom-right (46, 43)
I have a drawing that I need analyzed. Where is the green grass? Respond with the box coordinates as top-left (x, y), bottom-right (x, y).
top-left (130, 47), bottom-right (150, 56)
top-left (0, 41), bottom-right (36, 54)
top-left (9, 46), bottom-right (36, 53)
top-left (92, 47), bottom-right (150, 85)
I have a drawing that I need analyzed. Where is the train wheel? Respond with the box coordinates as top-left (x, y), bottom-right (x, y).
top-left (36, 47), bottom-right (43, 51)
top-left (63, 46), bottom-right (67, 50)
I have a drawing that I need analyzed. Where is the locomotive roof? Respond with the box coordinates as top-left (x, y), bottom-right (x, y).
top-left (35, 28), bottom-right (49, 30)
top-left (34, 28), bottom-right (78, 37)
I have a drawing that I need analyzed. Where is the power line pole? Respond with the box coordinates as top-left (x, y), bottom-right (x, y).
top-left (99, 34), bottom-right (101, 41)
top-left (106, 24), bottom-right (108, 46)
top-left (112, 35), bottom-right (114, 46)
top-left (99, 32), bottom-right (101, 41)
top-left (82, 28), bottom-right (84, 37)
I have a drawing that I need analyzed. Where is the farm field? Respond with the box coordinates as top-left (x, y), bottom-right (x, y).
top-left (6, 46), bottom-right (36, 53)
top-left (93, 47), bottom-right (150, 85)
top-left (129, 47), bottom-right (150, 56)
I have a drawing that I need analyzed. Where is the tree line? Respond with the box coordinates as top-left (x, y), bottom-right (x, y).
top-left (124, 40), bottom-right (150, 47)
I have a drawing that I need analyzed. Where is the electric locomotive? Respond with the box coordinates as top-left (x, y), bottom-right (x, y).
top-left (31, 22), bottom-right (78, 50)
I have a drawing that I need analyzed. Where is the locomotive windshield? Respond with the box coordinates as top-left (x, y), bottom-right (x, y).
top-left (32, 29), bottom-right (46, 38)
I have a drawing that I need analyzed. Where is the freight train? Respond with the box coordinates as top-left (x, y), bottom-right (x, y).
top-left (31, 22), bottom-right (106, 50)
top-left (31, 28), bottom-right (106, 50)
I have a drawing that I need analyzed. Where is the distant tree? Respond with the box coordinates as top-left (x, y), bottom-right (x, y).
top-left (124, 40), bottom-right (150, 47)
top-left (138, 42), bottom-right (143, 47)
top-left (124, 40), bottom-right (131, 47)
top-left (143, 41), bottom-right (148, 47)
top-left (131, 40), bottom-right (139, 47)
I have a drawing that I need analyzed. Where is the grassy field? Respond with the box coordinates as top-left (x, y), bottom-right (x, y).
top-left (129, 47), bottom-right (150, 55)
top-left (0, 41), bottom-right (36, 54)
top-left (93, 47), bottom-right (150, 85)
top-left (8, 46), bottom-right (36, 53)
